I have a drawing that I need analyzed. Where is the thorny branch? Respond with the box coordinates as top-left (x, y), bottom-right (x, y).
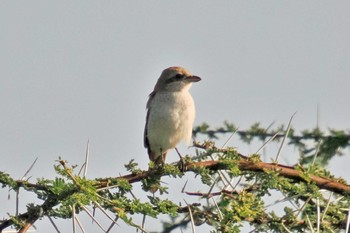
top-left (1, 143), bottom-right (350, 232)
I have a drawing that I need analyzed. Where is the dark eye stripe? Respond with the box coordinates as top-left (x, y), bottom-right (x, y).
top-left (175, 74), bottom-right (183, 80)
top-left (166, 73), bottom-right (184, 83)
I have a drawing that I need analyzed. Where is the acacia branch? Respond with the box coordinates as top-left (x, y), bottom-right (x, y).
top-left (2, 150), bottom-right (350, 232)
top-left (96, 156), bottom-right (350, 195)
top-left (187, 160), bottom-right (350, 195)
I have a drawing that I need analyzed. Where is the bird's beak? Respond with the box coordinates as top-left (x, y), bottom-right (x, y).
top-left (185, 75), bottom-right (201, 83)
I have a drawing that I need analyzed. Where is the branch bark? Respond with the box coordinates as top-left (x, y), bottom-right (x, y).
top-left (2, 152), bottom-right (350, 232)
top-left (187, 160), bottom-right (350, 195)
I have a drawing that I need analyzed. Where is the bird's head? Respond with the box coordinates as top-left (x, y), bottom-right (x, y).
top-left (154, 66), bottom-right (201, 93)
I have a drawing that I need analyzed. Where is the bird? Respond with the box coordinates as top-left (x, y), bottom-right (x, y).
top-left (144, 66), bottom-right (201, 165)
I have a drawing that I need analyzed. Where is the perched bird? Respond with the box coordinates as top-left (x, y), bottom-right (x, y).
top-left (144, 66), bottom-right (201, 165)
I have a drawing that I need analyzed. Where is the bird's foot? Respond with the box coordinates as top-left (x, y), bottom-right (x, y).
top-left (175, 148), bottom-right (186, 172)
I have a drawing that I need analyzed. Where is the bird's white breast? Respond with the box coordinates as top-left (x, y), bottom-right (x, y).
top-left (147, 90), bottom-right (195, 153)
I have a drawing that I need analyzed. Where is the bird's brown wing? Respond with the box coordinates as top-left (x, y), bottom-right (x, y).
top-left (144, 92), bottom-right (155, 159)
top-left (144, 91), bottom-right (167, 163)
top-left (143, 107), bottom-right (151, 150)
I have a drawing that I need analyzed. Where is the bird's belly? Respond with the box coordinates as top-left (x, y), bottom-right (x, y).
top-left (147, 93), bottom-right (195, 152)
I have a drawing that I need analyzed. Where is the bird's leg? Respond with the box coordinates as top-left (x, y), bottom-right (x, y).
top-left (156, 148), bottom-right (165, 167)
top-left (161, 148), bottom-right (167, 164)
top-left (175, 147), bottom-right (185, 171)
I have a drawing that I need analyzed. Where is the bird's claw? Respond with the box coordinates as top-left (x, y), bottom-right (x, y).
top-left (175, 147), bottom-right (186, 172)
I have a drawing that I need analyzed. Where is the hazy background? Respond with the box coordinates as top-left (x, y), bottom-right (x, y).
top-left (1, 1), bottom-right (350, 232)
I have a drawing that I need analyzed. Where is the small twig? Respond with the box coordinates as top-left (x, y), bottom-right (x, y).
top-left (231, 176), bottom-right (243, 191)
top-left (295, 196), bottom-right (313, 219)
top-left (59, 160), bottom-right (78, 183)
top-left (275, 112), bottom-right (296, 161)
top-left (255, 130), bottom-right (281, 155)
top-left (206, 176), bottom-right (220, 196)
top-left (208, 134), bottom-right (238, 190)
top-left (72, 205), bottom-right (76, 233)
top-left (186, 191), bottom-right (221, 198)
top-left (221, 129), bottom-right (238, 148)
top-left (47, 215), bottom-right (61, 233)
top-left (183, 200), bottom-right (196, 233)
top-left (345, 205), bottom-right (350, 233)
top-left (106, 216), bottom-right (119, 233)
top-left (129, 189), bottom-right (138, 200)
top-left (316, 198), bottom-right (320, 233)
top-left (181, 180), bottom-right (188, 193)
top-left (93, 202), bottom-right (119, 225)
top-left (84, 140), bottom-right (90, 178)
top-left (16, 190), bottom-right (20, 217)
top-left (77, 140), bottom-right (90, 177)
top-left (96, 184), bottom-right (121, 191)
top-left (92, 205), bottom-right (96, 224)
top-left (186, 189), bottom-right (239, 198)
top-left (141, 214), bottom-right (146, 231)
top-left (265, 195), bottom-right (293, 209)
top-left (305, 214), bottom-right (315, 233)
top-left (17, 157), bottom-right (38, 216)
top-left (211, 197), bottom-right (223, 220)
top-left (81, 206), bottom-right (106, 232)
top-left (321, 192), bottom-right (333, 223)
top-left (311, 139), bottom-right (322, 167)
top-left (21, 157), bottom-right (38, 180)
top-left (281, 223), bottom-right (293, 233)
top-left (75, 215), bottom-right (87, 233)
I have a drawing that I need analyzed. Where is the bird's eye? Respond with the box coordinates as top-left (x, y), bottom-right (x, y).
top-left (166, 73), bottom-right (184, 84)
top-left (175, 74), bottom-right (183, 80)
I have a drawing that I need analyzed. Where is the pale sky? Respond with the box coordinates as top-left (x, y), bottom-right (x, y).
top-left (1, 2), bottom-right (350, 232)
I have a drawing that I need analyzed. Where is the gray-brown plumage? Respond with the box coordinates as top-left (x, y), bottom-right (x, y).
top-left (144, 66), bottom-right (201, 164)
